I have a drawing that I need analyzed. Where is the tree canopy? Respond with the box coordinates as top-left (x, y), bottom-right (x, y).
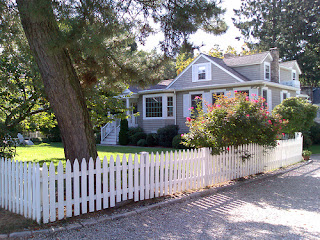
top-left (6, 0), bottom-right (228, 162)
top-left (233, 0), bottom-right (320, 87)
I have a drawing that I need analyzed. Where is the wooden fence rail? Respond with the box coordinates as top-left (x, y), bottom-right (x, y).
top-left (0, 133), bottom-right (303, 223)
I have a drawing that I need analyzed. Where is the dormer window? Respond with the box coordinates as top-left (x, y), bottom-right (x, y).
top-left (192, 63), bottom-right (211, 82)
top-left (292, 70), bottom-right (296, 81)
top-left (264, 62), bottom-right (271, 81)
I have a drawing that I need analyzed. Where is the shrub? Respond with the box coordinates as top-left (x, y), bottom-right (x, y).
top-left (118, 119), bottom-right (129, 145)
top-left (131, 132), bottom-right (147, 145)
top-left (127, 127), bottom-right (144, 144)
top-left (273, 97), bottom-right (318, 135)
top-left (45, 125), bottom-right (61, 142)
top-left (30, 137), bottom-right (42, 143)
top-left (0, 125), bottom-right (17, 159)
top-left (310, 122), bottom-right (320, 144)
top-left (157, 125), bottom-right (179, 147)
top-left (172, 135), bottom-right (187, 149)
top-left (146, 133), bottom-right (158, 146)
top-left (137, 139), bottom-right (147, 147)
top-left (182, 92), bottom-right (286, 154)
top-left (303, 133), bottom-right (313, 149)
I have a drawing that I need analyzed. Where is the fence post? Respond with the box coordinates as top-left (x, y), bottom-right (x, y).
top-left (140, 152), bottom-right (148, 199)
top-left (203, 148), bottom-right (210, 187)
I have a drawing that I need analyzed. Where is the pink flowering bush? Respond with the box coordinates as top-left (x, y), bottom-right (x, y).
top-left (182, 93), bottom-right (287, 154)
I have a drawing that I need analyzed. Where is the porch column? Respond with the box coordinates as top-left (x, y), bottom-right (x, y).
top-left (126, 98), bottom-right (130, 116)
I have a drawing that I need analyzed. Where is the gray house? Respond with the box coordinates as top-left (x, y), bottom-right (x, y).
top-left (101, 48), bottom-right (304, 144)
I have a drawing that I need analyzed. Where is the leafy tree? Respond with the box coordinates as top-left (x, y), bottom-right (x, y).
top-left (233, 0), bottom-right (320, 87)
top-left (272, 97), bottom-right (318, 135)
top-left (182, 92), bottom-right (286, 154)
top-left (10, 0), bottom-right (227, 162)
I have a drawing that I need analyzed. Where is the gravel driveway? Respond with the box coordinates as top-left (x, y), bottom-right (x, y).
top-left (30, 156), bottom-right (320, 240)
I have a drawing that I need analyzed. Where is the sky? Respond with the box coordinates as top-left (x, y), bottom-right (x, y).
top-left (138, 0), bottom-right (245, 54)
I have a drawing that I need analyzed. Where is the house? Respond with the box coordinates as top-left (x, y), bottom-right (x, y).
top-left (101, 48), bottom-right (304, 144)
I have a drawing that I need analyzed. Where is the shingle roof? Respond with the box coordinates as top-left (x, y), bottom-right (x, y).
top-left (128, 79), bottom-right (174, 93)
top-left (223, 52), bottom-right (270, 67)
top-left (279, 60), bottom-right (297, 69)
top-left (204, 54), bottom-right (250, 82)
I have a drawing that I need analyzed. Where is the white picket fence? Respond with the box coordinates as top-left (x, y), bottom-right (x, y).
top-left (0, 133), bottom-right (303, 224)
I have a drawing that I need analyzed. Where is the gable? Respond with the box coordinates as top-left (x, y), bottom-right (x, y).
top-left (167, 55), bottom-right (246, 90)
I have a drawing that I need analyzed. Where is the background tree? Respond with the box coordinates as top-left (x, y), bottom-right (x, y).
top-left (11, 0), bottom-right (228, 162)
top-left (272, 97), bottom-right (318, 135)
top-left (233, 0), bottom-right (320, 87)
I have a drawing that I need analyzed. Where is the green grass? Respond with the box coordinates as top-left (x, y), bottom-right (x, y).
top-left (307, 144), bottom-right (320, 154)
top-left (14, 142), bottom-right (173, 167)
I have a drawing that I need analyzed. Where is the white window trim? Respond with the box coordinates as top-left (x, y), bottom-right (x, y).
top-left (183, 91), bottom-right (204, 117)
top-left (280, 90), bottom-right (290, 102)
top-left (143, 93), bottom-right (175, 120)
top-left (292, 70), bottom-right (297, 81)
top-left (264, 62), bottom-right (271, 81)
top-left (192, 63), bottom-right (211, 82)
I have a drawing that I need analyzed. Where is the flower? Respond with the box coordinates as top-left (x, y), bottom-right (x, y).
top-left (251, 93), bottom-right (257, 97)
top-left (282, 133), bottom-right (285, 136)
top-left (268, 120), bottom-right (272, 124)
top-left (189, 107), bottom-right (194, 110)
top-left (245, 96), bottom-right (249, 101)
top-left (216, 104), bottom-right (221, 108)
top-left (227, 147), bottom-right (230, 151)
top-left (246, 114), bottom-right (250, 117)
top-left (234, 90), bottom-right (238, 93)
top-left (186, 117), bottom-right (192, 122)
top-left (195, 96), bottom-right (201, 100)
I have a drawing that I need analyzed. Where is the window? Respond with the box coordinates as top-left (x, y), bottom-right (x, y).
top-left (192, 63), bottom-right (211, 82)
top-left (191, 94), bottom-right (202, 116)
top-left (264, 62), bottom-right (271, 80)
top-left (198, 66), bottom-right (206, 80)
top-left (167, 96), bottom-right (174, 117)
top-left (212, 92), bottom-right (224, 105)
top-left (292, 70), bottom-right (296, 81)
top-left (238, 90), bottom-right (249, 95)
top-left (146, 97), bottom-right (162, 118)
top-left (283, 92), bottom-right (287, 100)
top-left (263, 89), bottom-right (268, 106)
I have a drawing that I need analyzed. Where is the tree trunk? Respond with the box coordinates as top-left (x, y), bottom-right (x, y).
top-left (17, 0), bottom-right (97, 163)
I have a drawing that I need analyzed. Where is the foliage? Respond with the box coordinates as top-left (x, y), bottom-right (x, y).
top-left (310, 122), bottom-right (320, 145)
top-left (137, 139), bottom-right (147, 147)
top-left (302, 132), bottom-right (313, 150)
top-left (131, 132), bottom-right (147, 145)
top-left (182, 93), bottom-right (286, 154)
top-left (146, 133), bottom-right (158, 147)
top-left (272, 98), bottom-right (318, 135)
top-left (41, 125), bottom-right (61, 142)
top-left (0, 124), bottom-right (17, 159)
top-left (172, 135), bottom-right (187, 149)
top-left (302, 150), bottom-right (312, 157)
top-left (127, 127), bottom-right (144, 144)
top-left (157, 125), bottom-right (179, 148)
top-left (118, 119), bottom-right (129, 145)
top-left (233, 0), bottom-right (320, 87)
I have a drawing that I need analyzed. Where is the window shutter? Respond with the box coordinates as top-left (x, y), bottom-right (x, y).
top-left (203, 92), bottom-right (211, 113)
top-left (183, 94), bottom-right (190, 117)
top-left (249, 89), bottom-right (258, 99)
top-left (206, 63), bottom-right (212, 81)
top-left (287, 92), bottom-right (291, 98)
top-left (267, 89), bottom-right (272, 110)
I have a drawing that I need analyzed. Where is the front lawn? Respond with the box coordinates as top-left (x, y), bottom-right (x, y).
top-left (14, 143), bottom-right (173, 166)
top-left (307, 144), bottom-right (320, 155)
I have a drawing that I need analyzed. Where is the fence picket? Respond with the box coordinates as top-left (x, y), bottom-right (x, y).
top-left (110, 156), bottom-right (116, 207)
top-left (150, 153), bottom-right (155, 198)
top-left (96, 157), bottom-right (102, 211)
top-left (145, 153), bottom-right (149, 199)
top-left (65, 160), bottom-right (72, 218)
top-left (19, 161), bottom-right (23, 215)
top-left (49, 162), bottom-right (55, 222)
top-left (159, 152), bottom-right (164, 197)
top-left (128, 155), bottom-right (133, 200)
top-left (42, 163), bottom-right (49, 223)
top-left (140, 153), bottom-right (145, 200)
top-left (32, 163), bottom-right (36, 220)
top-left (102, 157), bottom-right (109, 209)
top-left (81, 159), bottom-right (87, 214)
top-left (8, 160), bottom-right (11, 211)
top-left (27, 162), bottom-right (32, 218)
top-left (88, 158), bottom-right (95, 212)
top-left (116, 155), bottom-right (121, 203)
top-left (169, 151), bottom-right (173, 194)
top-left (185, 150), bottom-right (190, 190)
top-left (178, 151), bottom-right (182, 192)
top-left (181, 150), bottom-right (186, 191)
top-left (173, 151), bottom-right (178, 193)
top-left (164, 152), bottom-right (169, 195)
top-left (57, 161), bottom-right (64, 220)
top-left (155, 152), bottom-right (160, 197)
top-left (134, 154), bottom-right (139, 201)
top-left (12, 160), bottom-right (15, 213)
top-left (74, 159), bottom-right (80, 216)
top-left (35, 163), bottom-right (41, 223)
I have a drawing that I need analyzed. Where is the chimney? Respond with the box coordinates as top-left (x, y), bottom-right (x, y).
top-left (269, 47), bottom-right (279, 83)
top-left (224, 53), bottom-right (235, 58)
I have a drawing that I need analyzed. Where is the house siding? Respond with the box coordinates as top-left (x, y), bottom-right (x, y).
top-left (136, 96), bottom-right (175, 133)
top-left (169, 56), bottom-right (240, 90)
top-left (232, 64), bottom-right (261, 81)
top-left (259, 86), bottom-right (297, 110)
top-left (280, 68), bottom-right (292, 83)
